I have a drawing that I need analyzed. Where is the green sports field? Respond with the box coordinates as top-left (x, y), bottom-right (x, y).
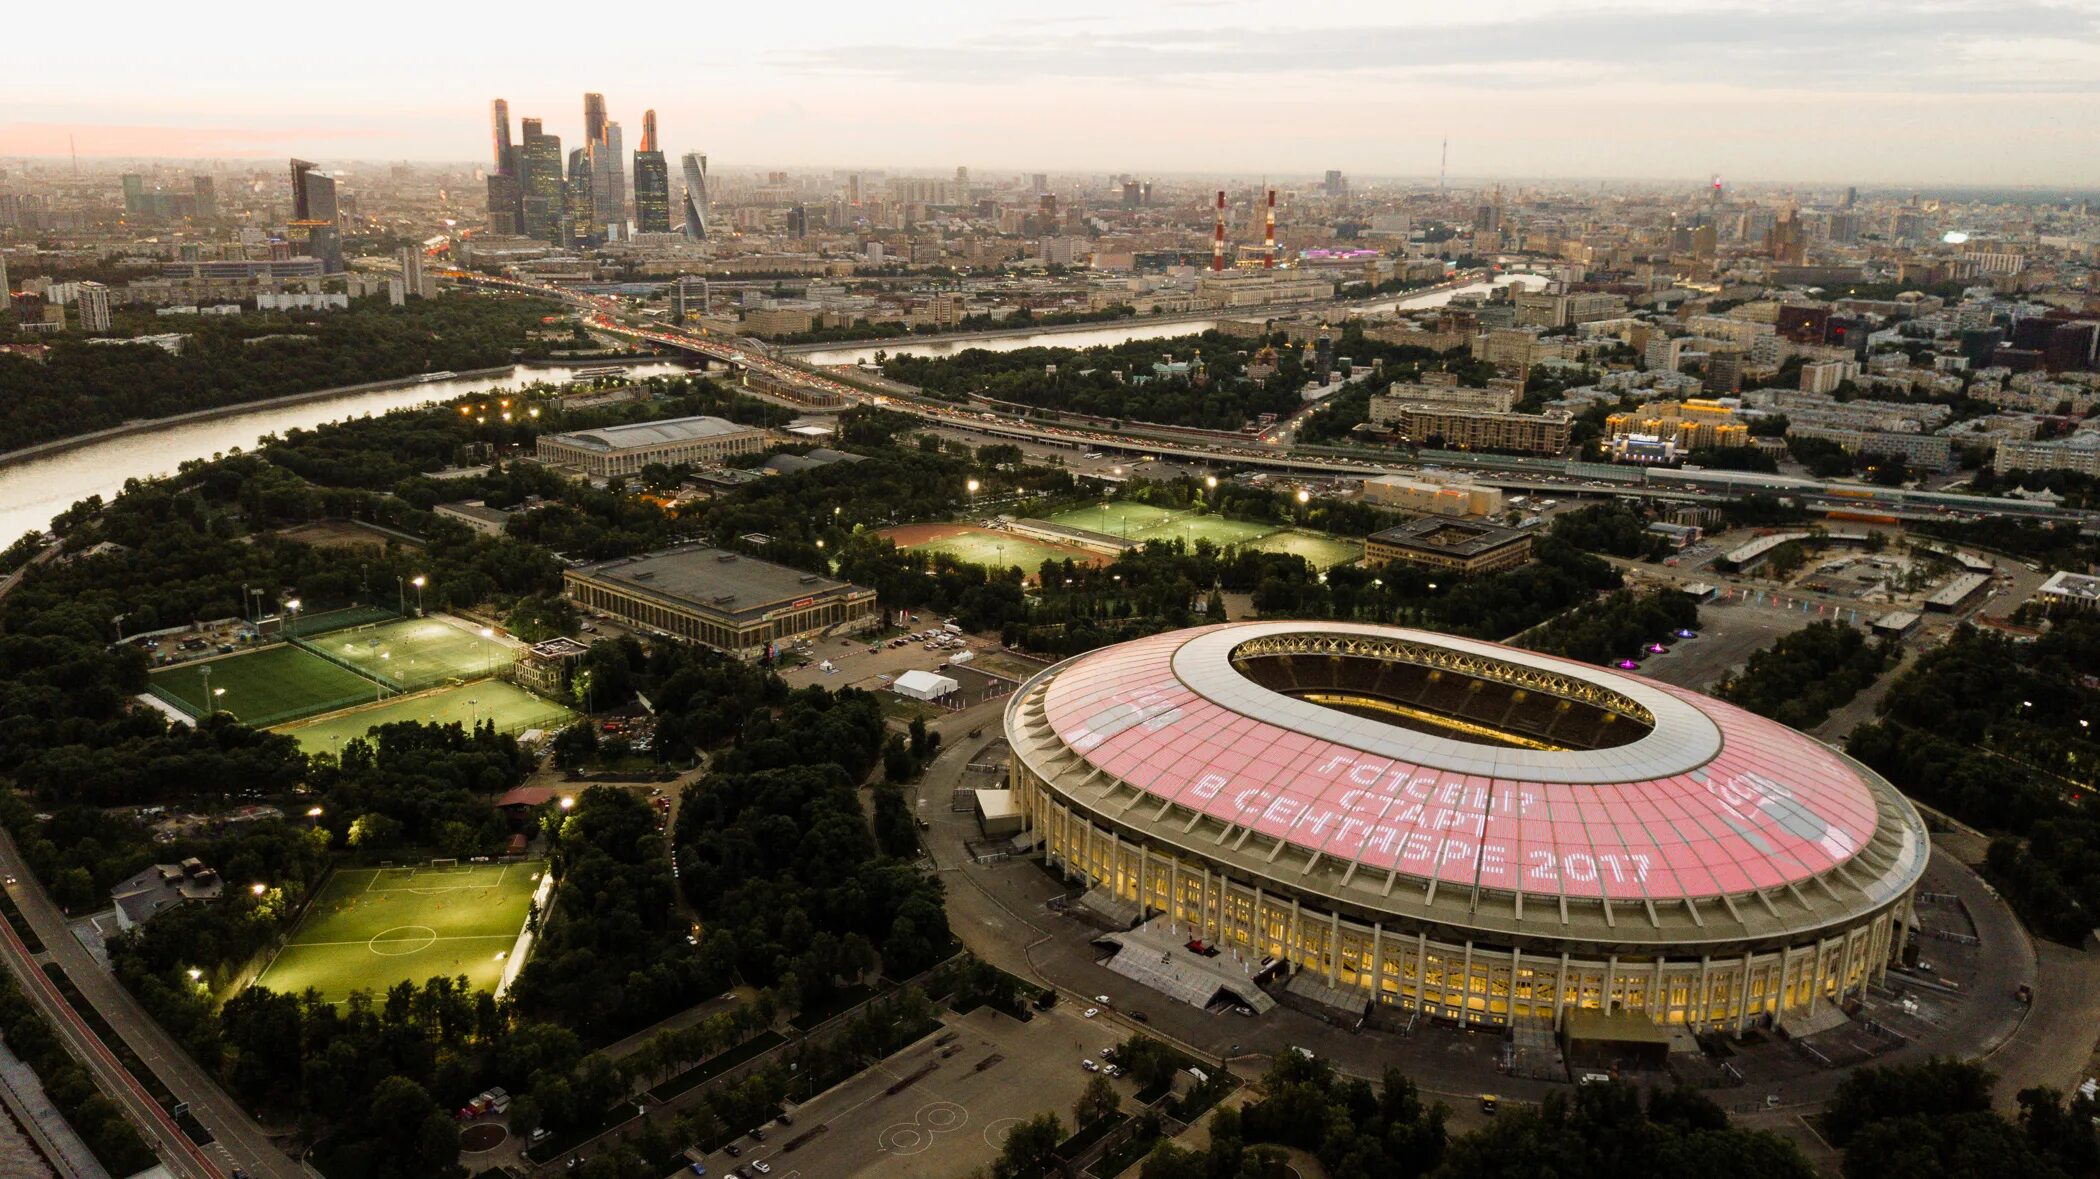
top-left (149, 646), bottom-right (382, 728)
top-left (255, 862), bottom-right (543, 1004)
top-left (915, 531), bottom-right (1098, 572)
top-left (271, 681), bottom-right (577, 753)
top-left (296, 617), bottom-right (519, 691)
top-left (1248, 530), bottom-right (1364, 569)
top-left (1044, 502), bottom-right (1363, 569)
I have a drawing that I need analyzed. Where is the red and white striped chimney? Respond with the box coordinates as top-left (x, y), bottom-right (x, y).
top-left (1262, 189), bottom-right (1277, 269)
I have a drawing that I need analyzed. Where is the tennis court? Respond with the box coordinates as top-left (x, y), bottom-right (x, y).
top-left (271, 681), bottom-right (577, 753)
top-left (255, 862), bottom-right (542, 1003)
top-left (297, 616), bottom-right (519, 691)
top-left (148, 646), bottom-right (382, 728)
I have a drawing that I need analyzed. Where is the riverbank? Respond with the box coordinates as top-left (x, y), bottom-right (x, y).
top-left (0, 353), bottom-right (676, 472)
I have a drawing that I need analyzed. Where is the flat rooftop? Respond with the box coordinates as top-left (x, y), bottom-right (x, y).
top-left (544, 415), bottom-right (760, 454)
top-left (567, 545), bottom-right (866, 624)
top-left (1367, 516), bottom-right (1528, 556)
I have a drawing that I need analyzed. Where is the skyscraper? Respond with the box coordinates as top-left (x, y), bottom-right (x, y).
top-left (592, 120), bottom-right (627, 240)
top-left (289, 159), bottom-right (342, 271)
top-left (492, 99), bottom-right (514, 174)
top-left (566, 147), bottom-right (595, 246)
top-left (192, 176), bottom-right (216, 219)
top-left (121, 174), bottom-right (145, 216)
top-left (680, 152), bottom-right (711, 240)
top-left (520, 119), bottom-right (563, 244)
top-left (584, 93), bottom-right (607, 149)
top-left (487, 99), bottom-right (521, 234)
top-left (632, 110), bottom-right (671, 235)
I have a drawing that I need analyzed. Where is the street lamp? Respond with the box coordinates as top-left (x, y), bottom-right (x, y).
top-left (1205, 475), bottom-right (1218, 490)
top-left (250, 882), bottom-right (267, 897)
top-left (559, 796), bottom-right (575, 811)
top-left (411, 575), bottom-right (426, 616)
top-left (285, 598), bottom-right (302, 637)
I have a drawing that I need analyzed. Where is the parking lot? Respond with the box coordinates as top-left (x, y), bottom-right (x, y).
top-left (677, 1005), bottom-right (1123, 1179)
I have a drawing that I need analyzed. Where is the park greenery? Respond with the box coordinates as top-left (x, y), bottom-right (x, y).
top-left (1719, 619), bottom-right (1895, 730)
top-left (879, 330), bottom-right (1318, 430)
top-left (1520, 589), bottom-right (1699, 666)
top-left (1822, 1058), bottom-right (2097, 1179)
top-left (1129, 1052), bottom-right (1809, 1179)
top-left (0, 293), bottom-right (566, 453)
top-left (1846, 622), bottom-right (2100, 942)
top-left (0, 969), bottom-right (158, 1173)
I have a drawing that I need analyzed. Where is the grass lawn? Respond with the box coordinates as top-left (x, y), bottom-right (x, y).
top-left (1249, 529), bottom-right (1364, 569)
top-left (1044, 501), bottom-right (1182, 540)
top-left (296, 616), bottom-right (519, 691)
top-left (149, 646), bottom-right (382, 728)
top-left (914, 531), bottom-right (1093, 574)
top-left (271, 681), bottom-right (576, 753)
top-left (255, 861), bottom-right (543, 1004)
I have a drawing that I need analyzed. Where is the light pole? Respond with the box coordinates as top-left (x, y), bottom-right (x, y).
top-left (286, 598), bottom-right (302, 637)
top-left (396, 576), bottom-right (406, 617)
top-left (411, 575), bottom-right (426, 616)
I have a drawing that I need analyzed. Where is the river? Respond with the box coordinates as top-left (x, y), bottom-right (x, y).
top-left (792, 274), bottom-right (1550, 367)
top-left (0, 363), bottom-right (686, 542)
top-left (0, 275), bottom-right (1553, 541)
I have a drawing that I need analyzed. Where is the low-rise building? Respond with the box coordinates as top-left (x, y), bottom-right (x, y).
top-left (563, 545), bottom-right (877, 658)
top-left (1364, 517), bottom-right (1534, 576)
top-left (2035, 570), bottom-right (2100, 612)
top-left (111, 859), bottom-right (223, 932)
top-left (1362, 474), bottom-right (1504, 518)
top-left (434, 500), bottom-right (514, 537)
top-left (536, 415), bottom-right (766, 477)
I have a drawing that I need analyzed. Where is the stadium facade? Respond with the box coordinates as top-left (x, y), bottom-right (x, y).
top-left (1004, 622), bottom-right (1928, 1032)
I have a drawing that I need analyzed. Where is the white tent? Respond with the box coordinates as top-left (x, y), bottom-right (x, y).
top-left (892, 669), bottom-right (959, 701)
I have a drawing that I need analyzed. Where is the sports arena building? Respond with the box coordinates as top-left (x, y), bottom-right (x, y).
top-left (1004, 622), bottom-right (1928, 1033)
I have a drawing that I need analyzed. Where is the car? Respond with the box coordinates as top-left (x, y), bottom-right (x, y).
top-left (1083, 1007), bottom-right (1100, 1018)
top-left (690, 1165), bottom-right (706, 1176)
top-left (1094, 994), bottom-right (1111, 1005)
top-left (1101, 1046), bottom-right (1115, 1059)
top-left (723, 1143), bottom-right (740, 1157)
top-left (1129, 1010), bottom-right (1149, 1023)
top-left (777, 1112), bottom-right (794, 1126)
top-left (750, 1128), bottom-right (766, 1143)
top-left (751, 1162), bottom-right (772, 1176)
top-left (1577, 1072), bottom-right (1611, 1086)
top-left (3, 876), bottom-right (13, 886)
top-left (1480, 1093), bottom-right (1500, 1115)
top-left (1082, 1059), bottom-right (1099, 1072)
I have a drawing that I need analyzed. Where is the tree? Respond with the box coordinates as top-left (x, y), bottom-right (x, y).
top-left (994, 1111), bottom-right (1064, 1179)
top-left (1075, 1073), bottom-right (1121, 1126)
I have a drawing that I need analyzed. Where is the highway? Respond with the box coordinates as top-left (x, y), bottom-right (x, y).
top-left (0, 830), bottom-right (298, 1179)
top-left (446, 272), bottom-right (2100, 529)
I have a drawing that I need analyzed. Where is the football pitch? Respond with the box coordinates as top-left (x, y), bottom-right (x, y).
top-left (297, 617), bottom-right (519, 691)
top-left (1044, 502), bottom-right (1363, 569)
top-left (149, 646), bottom-right (381, 728)
top-left (271, 681), bottom-right (577, 753)
top-left (255, 862), bottom-right (543, 1004)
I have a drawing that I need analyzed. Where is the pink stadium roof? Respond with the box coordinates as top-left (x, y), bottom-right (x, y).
top-left (1039, 624), bottom-right (1884, 903)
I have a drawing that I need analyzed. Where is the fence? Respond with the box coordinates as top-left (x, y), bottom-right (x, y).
top-left (287, 603), bottom-right (401, 635)
top-left (287, 633), bottom-right (411, 693)
top-left (144, 678), bottom-right (377, 730)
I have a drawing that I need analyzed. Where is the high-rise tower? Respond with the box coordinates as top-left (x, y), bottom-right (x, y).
top-left (519, 118), bottom-right (562, 244)
top-left (680, 152), bottom-right (711, 240)
top-left (491, 99), bottom-right (514, 175)
top-left (584, 93), bottom-right (607, 148)
top-left (487, 99), bottom-right (521, 234)
top-left (565, 147), bottom-right (595, 246)
top-left (633, 110), bottom-right (670, 234)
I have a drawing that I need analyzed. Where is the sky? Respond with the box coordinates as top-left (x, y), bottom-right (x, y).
top-left (7, 0), bottom-right (2100, 186)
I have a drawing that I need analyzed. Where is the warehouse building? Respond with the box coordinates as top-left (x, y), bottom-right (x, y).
top-left (563, 546), bottom-right (877, 659)
top-left (536, 415), bottom-right (766, 477)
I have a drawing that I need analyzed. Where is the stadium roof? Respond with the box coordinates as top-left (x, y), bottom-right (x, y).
top-left (1033, 622), bottom-right (1899, 905)
top-left (544, 415), bottom-right (758, 454)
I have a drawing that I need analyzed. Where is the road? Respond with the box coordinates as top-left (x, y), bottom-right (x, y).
top-left (0, 830), bottom-right (299, 1179)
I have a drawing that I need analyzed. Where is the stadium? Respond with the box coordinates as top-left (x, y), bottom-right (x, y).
top-left (1003, 622), bottom-right (1930, 1034)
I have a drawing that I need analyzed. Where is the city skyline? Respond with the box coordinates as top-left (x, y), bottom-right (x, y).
top-left (5, 0), bottom-right (2100, 185)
